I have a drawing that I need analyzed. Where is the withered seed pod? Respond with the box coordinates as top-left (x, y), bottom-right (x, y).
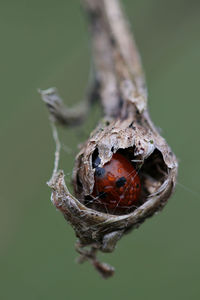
top-left (40, 0), bottom-right (178, 278)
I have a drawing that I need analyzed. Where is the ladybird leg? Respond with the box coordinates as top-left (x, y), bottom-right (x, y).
top-left (101, 230), bottom-right (124, 253)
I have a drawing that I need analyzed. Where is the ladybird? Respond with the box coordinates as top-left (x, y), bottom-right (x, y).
top-left (92, 152), bottom-right (141, 212)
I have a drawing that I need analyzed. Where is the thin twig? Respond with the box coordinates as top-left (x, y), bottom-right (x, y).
top-left (39, 87), bottom-right (94, 126)
top-left (48, 122), bottom-right (61, 186)
top-left (82, 0), bottom-right (147, 117)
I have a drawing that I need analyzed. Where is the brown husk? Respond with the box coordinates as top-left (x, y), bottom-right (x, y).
top-left (41, 0), bottom-right (178, 278)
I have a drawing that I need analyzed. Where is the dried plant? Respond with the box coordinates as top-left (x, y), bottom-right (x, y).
top-left (40, 0), bottom-right (178, 278)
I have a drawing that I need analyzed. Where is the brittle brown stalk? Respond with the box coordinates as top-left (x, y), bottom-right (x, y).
top-left (40, 0), bottom-right (178, 278)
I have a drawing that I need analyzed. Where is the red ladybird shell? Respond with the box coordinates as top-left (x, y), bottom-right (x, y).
top-left (92, 153), bottom-right (141, 212)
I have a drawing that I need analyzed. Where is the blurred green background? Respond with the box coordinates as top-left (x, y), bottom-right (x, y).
top-left (0, 0), bottom-right (199, 299)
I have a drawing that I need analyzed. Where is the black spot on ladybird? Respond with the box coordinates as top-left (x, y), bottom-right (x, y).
top-left (95, 167), bottom-right (105, 177)
top-left (115, 176), bottom-right (127, 188)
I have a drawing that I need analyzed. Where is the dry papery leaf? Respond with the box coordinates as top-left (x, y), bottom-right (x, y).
top-left (40, 0), bottom-right (178, 278)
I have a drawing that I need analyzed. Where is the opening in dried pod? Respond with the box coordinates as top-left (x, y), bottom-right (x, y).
top-left (40, 0), bottom-right (178, 279)
top-left (76, 145), bottom-right (170, 216)
top-left (84, 148), bottom-right (141, 215)
top-left (139, 149), bottom-right (168, 198)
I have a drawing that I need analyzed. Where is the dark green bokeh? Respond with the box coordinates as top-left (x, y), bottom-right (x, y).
top-left (0, 0), bottom-right (199, 299)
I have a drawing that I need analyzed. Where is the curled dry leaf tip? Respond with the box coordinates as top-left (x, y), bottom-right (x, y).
top-left (40, 0), bottom-right (178, 278)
